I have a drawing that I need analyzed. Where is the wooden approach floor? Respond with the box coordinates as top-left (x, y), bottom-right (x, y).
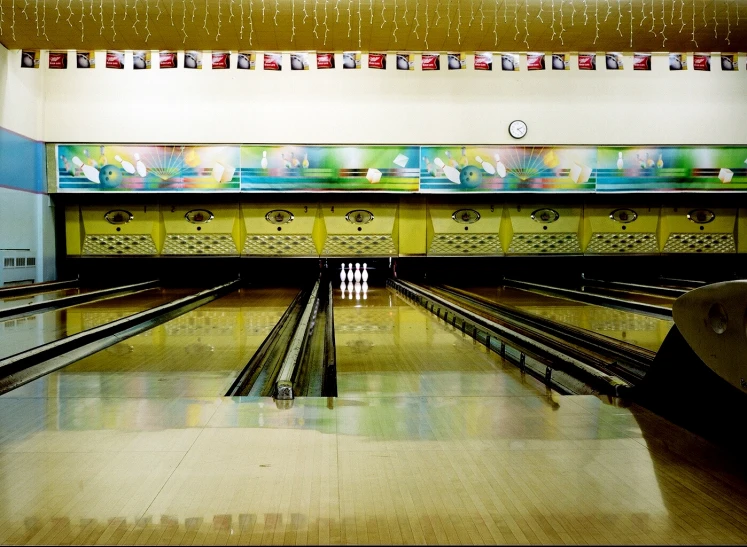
top-left (1, 287), bottom-right (747, 544)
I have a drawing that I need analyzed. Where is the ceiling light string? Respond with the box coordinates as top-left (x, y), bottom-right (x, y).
top-left (583, 0), bottom-right (588, 24)
top-left (725, 0), bottom-right (730, 44)
top-left (88, 0), bottom-right (94, 21)
top-left (513, 0), bottom-right (518, 39)
top-left (22, 0), bottom-right (29, 19)
top-left (536, 0), bottom-right (543, 21)
top-left (347, 0), bottom-right (351, 38)
top-left (393, 0), bottom-right (398, 41)
top-left (124, 0), bottom-right (128, 19)
top-left (691, 0), bottom-right (697, 46)
top-left (132, 0), bottom-right (139, 33)
top-left (273, 0), bottom-right (278, 24)
top-left (55, 0), bottom-right (60, 23)
top-left (261, 0), bottom-right (264, 22)
top-left (712, 0), bottom-right (717, 38)
top-left (629, 0), bottom-right (632, 47)
top-left (203, 0), bottom-right (209, 33)
top-left (380, 0), bottom-right (385, 26)
top-left (240, 0), bottom-right (244, 37)
top-left (593, 0), bottom-right (599, 42)
top-left (43, 0), bottom-right (48, 39)
top-left (323, 0), bottom-right (329, 44)
top-left (182, 0), bottom-right (187, 41)
top-left (249, 0), bottom-right (253, 44)
top-left (570, 0), bottom-right (575, 25)
top-left (434, 0), bottom-right (439, 26)
top-left (604, 0), bottom-right (610, 20)
top-left (369, 0), bottom-right (372, 23)
top-left (334, 0), bottom-right (339, 21)
top-left (670, 0), bottom-right (673, 24)
top-left (414, 0), bottom-right (420, 37)
top-left (639, 0), bottom-right (646, 26)
top-left (616, 0), bottom-right (621, 34)
top-left (649, 0), bottom-right (655, 36)
top-left (145, 0), bottom-right (150, 40)
top-left (457, 0), bottom-right (462, 43)
top-left (110, 0), bottom-right (116, 40)
top-left (551, 0), bottom-right (556, 40)
top-left (469, 0), bottom-right (473, 26)
top-left (479, 0), bottom-right (484, 28)
top-left (493, 0), bottom-right (498, 44)
top-left (357, 0), bottom-right (361, 46)
top-left (99, 0), bottom-right (103, 34)
top-left (558, 0), bottom-right (564, 44)
top-left (191, 0), bottom-right (196, 21)
top-left (303, 0), bottom-right (307, 22)
top-left (735, 0), bottom-right (738, 26)
top-left (660, 0), bottom-right (666, 47)
top-left (230, 0), bottom-right (234, 21)
top-left (313, 0), bottom-right (318, 38)
top-left (446, 0), bottom-right (451, 37)
top-left (425, 0), bottom-right (429, 47)
top-left (216, 0), bottom-right (221, 40)
top-left (678, 0), bottom-right (683, 31)
top-left (79, 0), bottom-right (84, 41)
top-left (1, 1), bottom-right (4, 35)
top-left (701, 0), bottom-right (705, 27)
top-left (35, 0), bottom-right (39, 35)
top-left (11, 0), bottom-right (16, 39)
top-left (66, 0), bottom-right (73, 26)
top-left (523, 0), bottom-right (528, 48)
top-left (403, 0), bottom-right (409, 22)
top-left (156, 0), bottom-right (162, 20)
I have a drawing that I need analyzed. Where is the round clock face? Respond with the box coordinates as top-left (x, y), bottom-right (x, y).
top-left (509, 120), bottom-right (527, 139)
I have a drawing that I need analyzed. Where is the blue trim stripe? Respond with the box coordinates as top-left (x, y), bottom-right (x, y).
top-left (0, 127), bottom-right (46, 194)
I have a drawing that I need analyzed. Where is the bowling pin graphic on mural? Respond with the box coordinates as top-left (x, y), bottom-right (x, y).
top-left (434, 158), bottom-right (461, 184)
top-left (134, 153), bottom-right (147, 177)
top-left (475, 156), bottom-right (496, 175)
top-left (493, 154), bottom-right (507, 178)
top-left (261, 151), bottom-right (268, 169)
top-left (115, 155), bottom-right (136, 174)
top-left (617, 152), bottom-right (624, 169)
top-left (71, 156), bottom-right (100, 183)
top-left (657, 154), bottom-right (664, 168)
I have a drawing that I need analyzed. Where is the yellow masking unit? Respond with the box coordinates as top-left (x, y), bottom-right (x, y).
top-left (659, 207), bottom-right (736, 253)
top-left (80, 203), bottom-right (161, 255)
top-left (65, 205), bottom-right (83, 255)
top-left (161, 203), bottom-right (242, 256)
top-left (241, 202), bottom-right (321, 257)
top-left (582, 205), bottom-right (660, 254)
top-left (318, 202), bottom-right (399, 257)
top-left (426, 203), bottom-right (503, 256)
top-left (501, 204), bottom-right (583, 255)
top-left (738, 209), bottom-right (747, 254)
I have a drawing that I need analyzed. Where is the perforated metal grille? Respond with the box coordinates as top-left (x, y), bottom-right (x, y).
top-left (507, 233), bottom-right (582, 254)
top-left (242, 234), bottom-right (318, 256)
top-left (321, 235), bottom-right (396, 256)
top-left (162, 234), bottom-right (238, 255)
top-left (663, 233), bottom-right (735, 253)
top-left (585, 232), bottom-right (658, 254)
top-left (428, 234), bottom-right (502, 255)
top-left (83, 235), bottom-right (157, 255)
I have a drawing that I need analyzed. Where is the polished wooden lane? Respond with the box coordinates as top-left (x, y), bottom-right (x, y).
top-left (3, 288), bottom-right (299, 399)
top-left (0, 288), bottom-right (193, 361)
top-left (0, 288), bottom-right (81, 310)
top-left (461, 286), bottom-right (673, 353)
top-left (1, 285), bottom-right (747, 545)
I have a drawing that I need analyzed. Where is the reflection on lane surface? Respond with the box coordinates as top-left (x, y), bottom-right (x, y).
top-left (334, 286), bottom-right (551, 398)
top-left (457, 286), bottom-right (673, 353)
top-left (5, 288), bottom-right (299, 399)
top-left (0, 288), bottom-right (82, 310)
top-left (0, 288), bottom-right (192, 360)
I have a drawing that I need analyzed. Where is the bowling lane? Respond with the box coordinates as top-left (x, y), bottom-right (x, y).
top-left (334, 286), bottom-right (550, 398)
top-left (0, 288), bottom-right (82, 310)
top-left (453, 286), bottom-right (673, 353)
top-left (5, 288), bottom-right (298, 399)
top-left (579, 286), bottom-right (677, 308)
top-left (0, 289), bottom-right (193, 360)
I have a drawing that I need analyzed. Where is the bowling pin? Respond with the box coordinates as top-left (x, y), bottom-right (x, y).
top-left (347, 263), bottom-right (354, 282)
top-left (134, 153), bottom-right (147, 177)
top-left (423, 156), bottom-right (435, 175)
top-left (645, 153), bottom-right (654, 168)
top-left (354, 263), bottom-right (361, 282)
top-left (458, 146), bottom-right (469, 169)
top-left (475, 155), bottom-right (496, 175)
top-left (617, 152), bottom-right (624, 169)
top-left (281, 153), bottom-right (291, 169)
top-left (291, 152), bottom-right (300, 168)
top-left (261, 151), bottom-right (268, 169)
top-left (362, 263), bottom-right (368, 282)
top-left (493, 154), bottom-right (507, 178)
top-left (656, 154), bottom-right (663, 168)
top-left (83, 149), bottom-right (99, 168)
top-left (340, 264), bottom-right (347, 283)
top-left (115, 155), bottom-right (136, 175)
top-left (444, 150), bottom-right (459, 168)
top-left (98, 146), bottom-right (108, 166)
top-left (302, 153), bottom-right (309, 168)
top-left (434, 158), bottom-right (461, 184)
top-left (71, 156), bottom-right (101, 183)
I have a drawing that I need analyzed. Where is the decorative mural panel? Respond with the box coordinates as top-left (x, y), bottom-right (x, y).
top-left (52, 144), bottom-right (747, 193)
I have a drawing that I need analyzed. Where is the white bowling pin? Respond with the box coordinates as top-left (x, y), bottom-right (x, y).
top-left (115, 155), bottom-right (136, 175)
top-left (493, 154), bottom-right (507, 178)
top-left (475, 155), bottom-right (496, 175)
top-left (134, 153), bottom-right (147, 177)
top-left (340, 264), bottom-right (347, 283)
top-left (362, 263), bottom-right (368, 282)
top-left (71, 156), bottom-right (100, 183)
top-left (354, 263), bottom-right (361, 282)
top-left (261, 151), bottom-right (268, 169)
top-left (617, 152), bottom-right (624, 169)
top-left (433, 157), bottom-right (461, 184)
top-left (347, 263), bottom-right (354, 282)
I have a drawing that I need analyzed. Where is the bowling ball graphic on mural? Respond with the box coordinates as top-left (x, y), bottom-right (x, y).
top-left (99, 165), bottom-right (124, 188)
top-left (459, 165), bottom-right (483, 189)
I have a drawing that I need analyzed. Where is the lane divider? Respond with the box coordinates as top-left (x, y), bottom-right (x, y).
top-left (0, 277), bottom-right (79, 298)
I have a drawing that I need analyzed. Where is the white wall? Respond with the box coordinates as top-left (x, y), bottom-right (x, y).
top-left (0, 46), bottom-right (55, 284)
top-left (42, 52), bottom-right (747, 145)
